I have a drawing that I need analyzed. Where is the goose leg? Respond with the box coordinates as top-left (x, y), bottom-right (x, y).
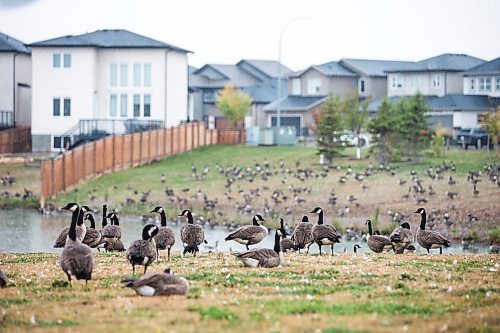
top-left (132, 265), bottom-right (135, 275)
top-left (156, 248), bottom-right (159, 263)
top-left (318, 244), bottom-right (322, 255)
top-left (144, 265), bottom-right (148, 275)
top-left (246, 245), bottom-right (249, 250)
top-left (426, 248), bottom-right (430, 254)
top-left (66, 273), bottom-right (72, 286)
top-left (440, 247), bottom-right (442, 254)
top-left (307, 243), bottom-right (312, 254)
top-left (167, 248), bottom-right (171, 262)
top-left (331, 245), bottom-right (334, 255)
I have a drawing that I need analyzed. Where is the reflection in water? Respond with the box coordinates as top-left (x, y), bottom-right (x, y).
top-left (0, 209), bottom-right (490, 254)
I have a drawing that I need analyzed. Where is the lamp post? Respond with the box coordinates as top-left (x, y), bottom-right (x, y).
top-left (276, 17), bottom-right (309, 128)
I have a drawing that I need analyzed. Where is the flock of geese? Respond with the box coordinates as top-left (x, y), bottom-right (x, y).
top-left (0, 200), bottom-right (453, 297)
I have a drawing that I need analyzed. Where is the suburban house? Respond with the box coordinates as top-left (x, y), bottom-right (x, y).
top-left (188, 60), bottom-right (292, 129)
top-left (264, 58), bottom-right (413, 136)
top-left (0, 32), bottom-right (31, 129)
top-left (463, 57), bottom-right (500, 98)
top-left (30, 29), bottom-right (190, 152)
top-left (377, 53), bottom-right (492, 134)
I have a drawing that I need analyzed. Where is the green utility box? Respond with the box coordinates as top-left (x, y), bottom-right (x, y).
top-left (273, 126), bottom-right (297, 146)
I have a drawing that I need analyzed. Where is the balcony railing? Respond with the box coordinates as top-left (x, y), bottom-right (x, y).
top-left (0, 111), bottom-right (14, 130)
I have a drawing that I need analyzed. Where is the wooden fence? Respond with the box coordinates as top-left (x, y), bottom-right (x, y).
top-left (0, 126), bottom-right (31, 154)
top-left (40, 123), bottom-right (245, 203)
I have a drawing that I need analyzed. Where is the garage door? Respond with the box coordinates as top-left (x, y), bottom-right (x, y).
top-left (271, 116), bottom-right (301, 136)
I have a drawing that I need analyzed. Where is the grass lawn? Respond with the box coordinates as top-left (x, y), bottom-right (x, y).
top-left (0, 252), bottom-right (498, 332)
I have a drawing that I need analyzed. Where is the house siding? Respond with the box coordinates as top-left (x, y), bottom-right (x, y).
top-left (0, 53), bottom-right (31, 126)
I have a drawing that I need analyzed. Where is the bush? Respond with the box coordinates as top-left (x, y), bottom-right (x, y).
top-left (489, 227), bottom-right (500, 244)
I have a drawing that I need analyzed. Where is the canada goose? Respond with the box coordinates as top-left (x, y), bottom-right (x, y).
top-left (291, 216), bottom-right (314, 252)
top-left (122, 268), bottom-right (189, 296)
top-left (82, 213), bottom-right (103, 249)
top-left (106, 240), bottom-right (126, 252)
top-left (60, 203), bottom-right (94, 285)
top-left (0, 270), bottom-right (7, 287)
top-left (233, 225), bottom-right (288, 268)
top-left (389, 222), bottom-right (414, 253)
top-left (102, 212), bottom-right (122, 248)
top-left (310, 207), bottom-right (342, 255)
top-left (353, 244), bottom-right (361, 253)
top-left (279, 218), bottom-right (296, 252)
top-left (179, 209), bottom-right (206, 256)
top-left (224, 214), bottom-right (268, 250)
top-left (53, 205), bottom-right (91, 248)
top-left (151, 206), bottom-right (176, 262)
top-left (126, 224), bottom-right (159, 275)
top-left (414, 208), bottom-right (452, 254)
top-left (365, 220), bottom-right (394, 253)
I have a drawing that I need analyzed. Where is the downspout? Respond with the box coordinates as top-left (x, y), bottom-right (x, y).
top-left (13, 52), bottom-right (19, 128)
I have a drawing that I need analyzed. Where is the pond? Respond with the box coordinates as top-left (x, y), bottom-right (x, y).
top-left (0, 209), bottom-right (490, 254)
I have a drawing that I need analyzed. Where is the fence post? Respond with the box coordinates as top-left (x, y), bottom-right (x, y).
top-left (62, 153), bottom-right (67, 192)
top-left (93, 141), bottom-right (97, 175)
top-left (50, 158), bottom-right (55, 198)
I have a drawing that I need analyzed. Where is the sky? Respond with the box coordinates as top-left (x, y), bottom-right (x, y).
top-left (1, 0), bottom-right (499, 71)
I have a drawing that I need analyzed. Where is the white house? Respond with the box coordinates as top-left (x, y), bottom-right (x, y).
top-left (0, 32), bottom-right (31, 128)
top-left (463, 57), bottom-right (500, 98)
top-left (30, 29), bottom-right (190, 152)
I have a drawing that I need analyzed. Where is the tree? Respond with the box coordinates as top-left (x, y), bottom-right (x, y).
top-left (314, 93), bottom-right (346, 162)
top-left (368, 99), bottom-right (398, 164)
top-left (341, 93), bottom-right (369, 159)
top-left (216, 84), bottom-right (252, 127)
top-left (482, 107), bottom-right (500, 154)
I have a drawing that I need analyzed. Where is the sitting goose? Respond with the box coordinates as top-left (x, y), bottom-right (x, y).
top-left (82, 213), bottom-right (103, 250)
top-left (389, 222), bottom-right (414, 254)
top-left (365, 220), bottom-right (394, 253)
top-left (103, 212), bottom-right (122, 250)
top-left (122, 268), bottom-right (189, 296)
top-left (151, 206), bottom-right (176, 261)
top-left (310, 207), bottom-right (341, 255)
top-left (60, 203), bottom-right (94, 285)
top-left (233, 224), bottom-right (288, 268)
top-left (54, 205), bottom-right (92, 248)
top-left (0, 269), bottom-right (7, 288)
top-left (291, 216), bottom-right (314, 253)
top-left (224, 214), bottom-right (268, 250)
top-left (179, 209), bottom-right (206, 257)
top-left (415, 208), bottom-right (451, 254)
top-left (279, 218), bottom-right (296, 252)
top-left (126, 224), bottom-right (159, 275)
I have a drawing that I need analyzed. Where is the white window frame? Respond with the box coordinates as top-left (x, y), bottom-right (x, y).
top-left (120, 64), bottom-right (128, 87)
top-left (292, 78), bottom-right (301, 95)
top-left (479, 77), bottom-right (491, 92)
top-left (109, 94), bottom-right (117, 117)
top-left (133, 94), bottom-right (141, 117)
top-left (143, 63), bottom-right (151, 87)
top-left (120, 94), bottom-right (128, 117)
top-left (470, 77), bottom-right (475, 92)
top-left (307, 78), bottom-right (321, 95)
top-left (133, 64), bottom-right (141, 87)
top-left (63, 53), bottom-right (71, 68)
top-left (52, 98), bottom-right (71, 117)
top-left (53, 54), bottom-right (61, 68)
top-left (391, 74), bottom-right (403, 89)
top-left (144, 94), bottom-right (151, 117)
top-left (110, 64), bottom-right (118, 87)
top-left (432, 74), bottom-right (442, 88)
top-left (495, 77), bottom-right (500, 91)
top-left (359, 78), bottom-right (366, 94)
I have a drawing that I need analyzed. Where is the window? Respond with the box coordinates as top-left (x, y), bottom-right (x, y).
top-left (432, 74), bottom-right (442, 88)
top-left (133, 94), bottom-right (141, 117)
top-left (144, 94), bottom-right (151, 117)
top-left (391, 75), bottom-right (403, 89)
top-left (496, 77), bottom-right (500, 91)
top-left (479, 77), bottom-right (491, 91)
top-left (63, 54), bottom-right (71, 68)
top-left (292, 78), bottom-right (301, 95)
top-left (63, 99), bottom-right (71, 116)
top-left (203, 90), bottom-right (217, 102)
top-left (120, 94), bottom-right (127, 117)
top-left (53, 136), bottom-right (61, 149)
top-left (53, 98), bottom-right (60, 116)
top-left (144, 64), bottom-right (151, 87)
top-left (110, 94), bottom-right (117, 117)
top-left (120, 64), bottom-right (128, 87)
top-left (133, 64), bottom-right (141, 87)
top-left (53, 136), bottom-right (71, 149)
top-left (307, 78), bottom-right (321, 95)
top-left (470, 78), bottom-right (475, 92)
top-left (359, 79), bottom-right (366, 94)
top-left (63, 137), bottom-right (71, 149)
top-left (110, 64), bottom-right (118, 87)
top-left (53, 54), bottom-right (61, 68)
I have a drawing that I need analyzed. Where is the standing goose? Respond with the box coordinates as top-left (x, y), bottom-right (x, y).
top-left (365, 220), bottom-right (394, 253)
top-left (389, 222), bottom-right (414, 254)
top-left (82, 213), bottom-right (103, 250)
top-left (233, 224), bottom-right (288, 268)
top-left (60, 203), bottom-right (94, 285)
top-left (291, 216), bottom-right (314, 253)
top-left (310, 207), bottom-right (341, 255)
top-left (415, 208), bottom-right (452, 254)
top-left (224, 214), bottom-right (268, 250)
top-left (102, 212), bottom-right (122, 249)
top-left (126, 224), bottom-right (159, 275)
top-left (179, 209), bottom-right (206, 257)
top-left (53, 205), bottom-right (92, 248)
top-left (279, 218), bottom-right (296, 252)
top-left (151, 206), bottom-right (176, 262)
top-left (122, 268), bottom-right (189, 296)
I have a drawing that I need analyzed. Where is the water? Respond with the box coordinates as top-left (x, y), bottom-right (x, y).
top-left (0, 209), bottom-right (490, 254)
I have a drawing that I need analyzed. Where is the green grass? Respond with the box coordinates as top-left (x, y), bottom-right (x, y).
top-left (189, 305), bottom-right (239, 321)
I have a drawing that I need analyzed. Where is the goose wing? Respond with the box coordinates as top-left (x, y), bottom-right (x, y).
top-left (234, 248), bottom-right (278, 260)
top-left (102, 225), bottom-right (122, 240)
top-left (127, 240), bottom-right (156, 263)
top-left (181, 224), bottom-right (205, 246)
top-left (312, 225), bottom-right (341, 242)
top-left (418, 230), bottom-right (451, 246)
top-left (280, 238), bottom-right (295, 252)
top-left (83, 228), bottom-right (102, 248)
top-left (155, 227), bottom-right (176, 249)
top-left (54, 226), bottom-right (86, 247)
top-left (225, 225), bottom-right (267, 243)
top-left (291, 223), bottom-right (313, 247)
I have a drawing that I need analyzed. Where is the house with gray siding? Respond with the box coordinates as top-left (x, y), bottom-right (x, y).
top-left (463, 57), bottom-right (500, 98)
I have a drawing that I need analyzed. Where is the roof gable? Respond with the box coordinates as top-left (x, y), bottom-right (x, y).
top-left (0, 32), bottom-right (31, 53)
top-left (237, 59), bottom-right (293, 79)
top-left (386, 53), bottom-right (485, 73)
top-left (464, 57), bottom-right (500, 75)
top-left (340, 58), bottom-right (415, 77)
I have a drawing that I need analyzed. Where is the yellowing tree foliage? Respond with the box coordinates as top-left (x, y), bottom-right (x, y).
top-left (216, 84), bottom-right (252, 127)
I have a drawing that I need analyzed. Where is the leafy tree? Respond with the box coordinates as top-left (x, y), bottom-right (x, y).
top-left (481, 107), bottom-right (500, 154)
top-left (341, 93), bottom-right (369, 159)
top-left (368, 99), bottom-right (398, 164)
top-left (314, 93), bottom-right (345, 162)
top-left (216, 84), bottom-right (252, 127)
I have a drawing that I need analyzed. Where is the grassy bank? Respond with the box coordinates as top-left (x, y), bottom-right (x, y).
top-left (0, 252), bottom-right (498, 332)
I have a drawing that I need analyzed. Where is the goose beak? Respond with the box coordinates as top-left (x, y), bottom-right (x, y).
top-left (413, 210), bottom-right (419, 213)
top-left (150, 210), bottom-right (156, 213)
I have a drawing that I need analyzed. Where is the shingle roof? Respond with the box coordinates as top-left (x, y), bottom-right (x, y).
top-left (290, 62), bottom-right (357, 78)
top-left (340, 59), bottom-right (415, 77)
top-left (386, 54), bottom-right (484, 73)
top-left (0, 32), bottom-right (31, 53)
top-left (463, 57), bottom-right (500, 75)
top-left (238, 59), bottom-right (293, 79)
top-left (264, 95), bottom-right (326, 111)
top-left (30, 29), bottom-right (189, 52)
top-left (242, 78), bottom-right (287, 103)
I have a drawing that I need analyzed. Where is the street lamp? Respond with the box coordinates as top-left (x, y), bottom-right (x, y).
top-left (276, 17), bottom-right (310, 128)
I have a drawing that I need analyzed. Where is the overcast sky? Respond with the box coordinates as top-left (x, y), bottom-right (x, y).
top-left (1, 0), bottom-right (499, 71)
